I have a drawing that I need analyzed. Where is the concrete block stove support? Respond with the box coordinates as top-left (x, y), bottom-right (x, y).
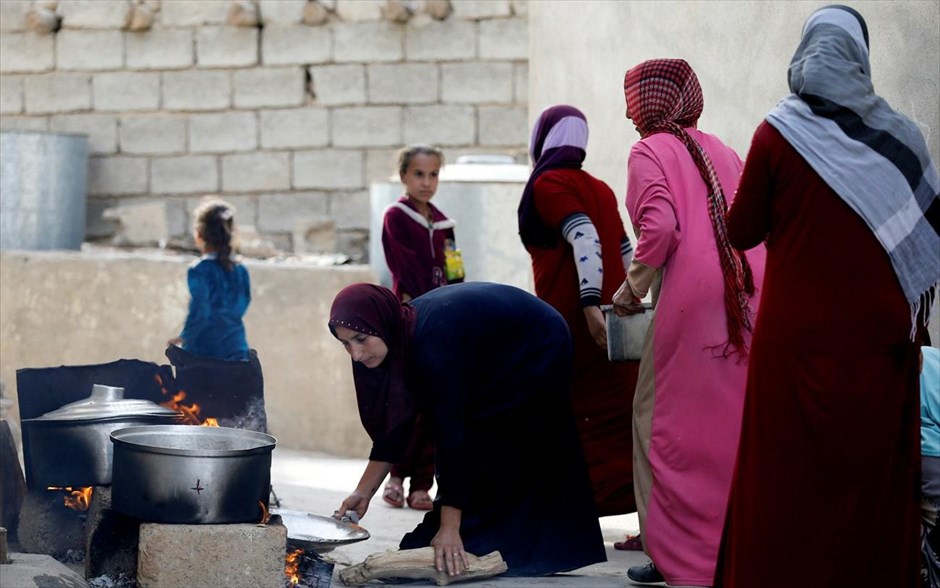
top-left (84, 487), bottom-right (140, 582)
top-left (137, 520), bottom-right (287, 588)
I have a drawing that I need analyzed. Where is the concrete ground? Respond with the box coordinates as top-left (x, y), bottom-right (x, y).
top-left (271, 448), bottom-right (655, 587)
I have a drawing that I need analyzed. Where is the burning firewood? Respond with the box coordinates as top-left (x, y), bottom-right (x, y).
top-left (339, 547), bottom-right (507, 586)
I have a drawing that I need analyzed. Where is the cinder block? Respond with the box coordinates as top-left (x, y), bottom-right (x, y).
top-left (119, 115), bottom-right (186, 155)
top-left (478, 18), bottom-right (527, 60)
top-left (403, 104), bottom-right (475, 146)
top-left (0, 1), bottom-right (31, 33)
top-left (405, 19), bottom-right (475, 61)
top-left (56, 30), bottom-right (124, 71)
top-left (89, 155), bottom-right (148, 195)
top-left (0, 33), bottom-right (54, 73)
top-left (441, 62), bottom-right (513, 104)
top-left (332, 106), bottom-right (402, 148)
top-left (330, 189), bottom-right (371, 230)
top-left (50, 113), bottom-right (118, 154)
top-left (257, 191), bottom-right (330, 232)
top-left (0, 115), bottom-right (48, 131)
top-left (162, 70), bottom-right (230, 111)
top-left (334, 22), bottom-right (403, 63)
top-left (261, 24), bottom-right (331, 66)
top-left (137, 521), bottom-right (287, 588)
top-left (126, 29), bottom-right (194, 70)
top-left (150, 155), bottom-right (218, 194)
top-left (0, 75), bottom-right (23, 114)
top-left (478, 105), bottom-right (527, 146)
top-left (367, 63), bottom-right (438, 104)
top-left (366, 147), bottom-right (399, 184)
top-left (334, 0), bottom-right (383, 21)
top-left (233, 67), bottom-right (304, 108)
top-left (259, 107), bottom-right (328, 149)
top-left (93, 71), bottom-right (160, 111)
top-left (510, 0), bottom-right (529, 16)
top-left (159, 0), bottom-right (228, 26)
top-left (309, 64), bottom-right (365, 106)
top-left (58, 1), bottom-right (131, 29)
top-left (450, 0), bottom-right (511, 19)
top-left (514, 63), bottom-right (527, 104)
top-left (24, 73), bottom-right (91, 113)
top-left (258, 0), bottom-right (306, 24)
top-left (293, 149), bottom-right (364, 189)
top-left (189, 111), bottom-right (257, 153)
top-left (221, 152), bottom-right (290, 192)
top-left (196, 26), bottom-right (259, 68)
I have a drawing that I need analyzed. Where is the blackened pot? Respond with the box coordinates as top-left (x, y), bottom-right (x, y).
top-left (21, 384), bottom-right (179, 489)
top-left (110, 425), bottom-right (276, 524)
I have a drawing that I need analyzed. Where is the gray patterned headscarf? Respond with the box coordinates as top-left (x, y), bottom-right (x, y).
top-left (766, 5), bottom-right (939, 335)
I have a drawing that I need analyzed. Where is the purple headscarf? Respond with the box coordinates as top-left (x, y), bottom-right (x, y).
top-left (518, 105), bottom-right (589, 248)
top-left (328, 283), bottom-right (418, 462)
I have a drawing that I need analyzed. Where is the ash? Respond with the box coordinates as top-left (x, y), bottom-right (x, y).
top-left (58, 548), bottom-right (85, 564)
top-left (88, 573), bottom-right (136, 588)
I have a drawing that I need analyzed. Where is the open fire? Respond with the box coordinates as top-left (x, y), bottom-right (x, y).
top-left (284, 548), bottom-right (304, 586)
top-left (155, 374), bottom-right (219, 427)
top-left (47, 486), bottom-right (94, 511)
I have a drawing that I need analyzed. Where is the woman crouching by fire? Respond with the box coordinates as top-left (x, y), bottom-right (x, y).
top-left (329, 282), bottom-right (605, 577)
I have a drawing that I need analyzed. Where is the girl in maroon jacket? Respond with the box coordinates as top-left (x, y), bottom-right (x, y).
top-left (380, 144), bottom-right (463, 510)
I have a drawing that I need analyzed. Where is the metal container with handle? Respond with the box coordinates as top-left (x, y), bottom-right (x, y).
top-left (603, 303), bottom-right (654, 362)
top-left (110, 425), bottom-right (276, 524)
top-left (21, 384), bottom-right (179, 489)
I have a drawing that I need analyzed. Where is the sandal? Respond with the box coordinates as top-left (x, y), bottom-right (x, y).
top-left (614, 533), bottom-right (643, 551)
top-left (383, 479), bottom-right (404, 508)
top-left (406, 489), bottom-right (433, 511)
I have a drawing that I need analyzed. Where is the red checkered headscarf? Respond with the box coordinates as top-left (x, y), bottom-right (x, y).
top-left (624, 59), bottom-right (755, 356)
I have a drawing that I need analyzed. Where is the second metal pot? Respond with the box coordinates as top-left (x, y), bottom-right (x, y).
top-left (110, 425), bottom-right (276, 524)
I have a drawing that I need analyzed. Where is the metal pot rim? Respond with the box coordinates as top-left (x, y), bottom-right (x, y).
top-left (23, 413), bottom-right (180, 426)
top-left (111, 424), bottom-right (276, 458)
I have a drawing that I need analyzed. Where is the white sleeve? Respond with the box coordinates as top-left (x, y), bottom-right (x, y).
top-left (561, 212), bottom-right (603, 307)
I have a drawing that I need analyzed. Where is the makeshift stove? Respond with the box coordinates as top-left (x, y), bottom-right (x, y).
top-left (8, 355), bottom-right (348, 587)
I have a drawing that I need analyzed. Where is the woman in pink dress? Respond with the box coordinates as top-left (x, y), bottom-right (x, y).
top-left (612, 59), bottom-right (765, 587)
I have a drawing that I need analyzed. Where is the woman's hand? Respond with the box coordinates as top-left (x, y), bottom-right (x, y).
top-left (431, 506), bottom-right (469, 576)
top-left (612, 280), bottom-right (645, 317)
top-left (166, 336), bottom-right (183, 347)
top-left (583, 306), bottom-right (607, 349)
top-left (335, 491), bottom-right (370, 522)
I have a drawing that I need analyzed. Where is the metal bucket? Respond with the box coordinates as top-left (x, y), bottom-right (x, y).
top-left (110, 425), bottom-right (276, 524)
top-left (0, 130), bottom-right (88, 251)
top-left (604, 303), bottom-right (654, 362)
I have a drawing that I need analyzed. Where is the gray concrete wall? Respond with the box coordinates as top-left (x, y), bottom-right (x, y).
top-left (0, 250), bottom-right (376, 457)
top-left (529, 0), bottom-right (940, 220)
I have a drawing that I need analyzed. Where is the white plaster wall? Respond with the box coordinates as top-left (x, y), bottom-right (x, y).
top-left (530, 0), bottom-right (940, 219)
top-left (0, 251), bottom-right (377, 457)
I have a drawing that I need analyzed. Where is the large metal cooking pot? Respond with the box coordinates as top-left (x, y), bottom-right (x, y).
top-left (110, 425), bottom-right (276, 524)
top-left (21, 384), bottom-right (179, 489)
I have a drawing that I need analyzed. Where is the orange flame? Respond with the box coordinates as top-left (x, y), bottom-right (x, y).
top-left (159, 389), bottom-right (219, 426)
top-left (47, 486), bottom-right (94, 511)
top-left (258, 500), bottom-right (270, 525)
top-left (284, 548), bottom-right (304, 585)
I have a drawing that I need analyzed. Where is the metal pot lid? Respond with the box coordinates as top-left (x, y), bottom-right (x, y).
top-left (272, 509), bottom-right (370, 553)
top-left (29, 384), bottom-right (178, 422)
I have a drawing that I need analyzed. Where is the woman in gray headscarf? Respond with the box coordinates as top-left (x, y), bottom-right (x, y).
top-left (715, 5), bottom-right (938, 587)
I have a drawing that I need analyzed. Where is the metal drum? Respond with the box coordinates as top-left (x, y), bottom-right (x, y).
top-left (0, 130), bottom-right (88, 251)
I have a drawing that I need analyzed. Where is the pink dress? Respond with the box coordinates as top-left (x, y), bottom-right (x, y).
top-left (627, 129), bottom-right (765, 586)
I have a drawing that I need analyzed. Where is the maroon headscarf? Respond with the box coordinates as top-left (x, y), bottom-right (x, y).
top-left (328, 283), bottom-right (418, 462)
top-left (624, 59), bottom-right (755, 356)
top-left (518, 105), bottom-right (588, 248)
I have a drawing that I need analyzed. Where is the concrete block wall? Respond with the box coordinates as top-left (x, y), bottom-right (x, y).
top-left (0, 0), bottom-right (529, 260)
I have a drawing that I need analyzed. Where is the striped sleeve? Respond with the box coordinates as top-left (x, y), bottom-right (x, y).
top-left (620, 235), bottom-right (634, 272)
top-left (561, 212), bottom-right (603, 307)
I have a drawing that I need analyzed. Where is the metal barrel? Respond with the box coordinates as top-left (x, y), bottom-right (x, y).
top-left (0, 130), bottom-right (89, 251)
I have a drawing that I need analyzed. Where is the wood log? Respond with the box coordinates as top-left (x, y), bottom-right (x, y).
top-left (339, 547), bottom-right (507, 586)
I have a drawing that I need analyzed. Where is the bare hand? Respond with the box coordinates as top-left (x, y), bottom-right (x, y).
top-left (166, 337), bottom-right (183, 347)
top-left (612, 280), bottom-right (645, 316)
top-left (335, 491), bottom-right (370, 522)
top-left (583, 306), bottom-right (607, 349)
top-left (431, 525), bottom-right (469, 577)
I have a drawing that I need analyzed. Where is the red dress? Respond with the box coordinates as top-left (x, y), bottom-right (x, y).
top-left (715, 122), bottom-right (922, 587)
top-left (529, 167), bottom-right (638, 516)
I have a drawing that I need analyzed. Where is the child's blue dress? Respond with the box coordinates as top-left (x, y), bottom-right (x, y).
top-left (179, 254), bottom-right (251, 361)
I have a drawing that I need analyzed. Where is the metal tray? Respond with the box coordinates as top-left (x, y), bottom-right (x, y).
top-left (273, 509), bottom-right (370, 553)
